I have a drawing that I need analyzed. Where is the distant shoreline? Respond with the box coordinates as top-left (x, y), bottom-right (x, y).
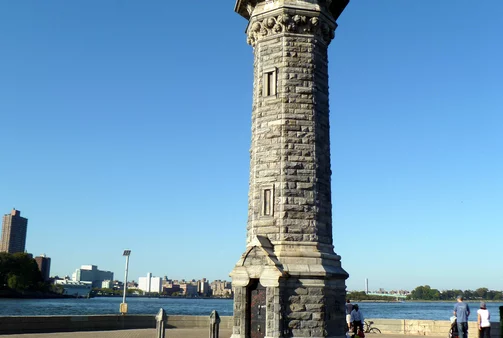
top-left (0, 289), bottom-right (73, 299)
top-left (356, 300), bottom-right (403, 303)
top-left (92, 294), bottom-right (232, 300)
top-left (354, 299), bottom-right (501, 303)
top-left (0, 292), bottom-right (234, 300)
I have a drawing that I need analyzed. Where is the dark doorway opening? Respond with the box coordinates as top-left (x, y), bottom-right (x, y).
top-left (247, 279), bottom-right (266, 338)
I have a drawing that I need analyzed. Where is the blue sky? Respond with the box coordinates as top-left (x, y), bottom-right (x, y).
top-left (1, 0), bottom-right (502, 292)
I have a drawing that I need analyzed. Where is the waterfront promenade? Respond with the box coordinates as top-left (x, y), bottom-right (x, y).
top-left (1, 317), bottom-right (499, 337)
top-left (0, 328), bottom-right (217, 337)
top-left (1, 330), bottom-right (445, 338)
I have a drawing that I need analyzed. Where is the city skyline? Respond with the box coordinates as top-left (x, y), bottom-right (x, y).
top-left (1, 1), bottom-right (503, 291)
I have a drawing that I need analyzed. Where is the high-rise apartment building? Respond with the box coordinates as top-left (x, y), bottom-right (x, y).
top-left (34, 254), bottom-right (51, 281)
top-left (197, 278), bottom-right (210, 297)
top-left (0, 209), bottom-right (28, 254)
top-left (210, 279), bottom-right (232, 298)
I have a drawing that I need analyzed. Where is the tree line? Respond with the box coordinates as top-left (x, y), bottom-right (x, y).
top-left (407, 285), bottom-right (503, 301)
top-left (0, 252), bottom-right (47, 293)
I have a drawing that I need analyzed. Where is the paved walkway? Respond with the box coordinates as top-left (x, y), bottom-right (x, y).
top-left (1, 329), bottom-right (224, 338)
top-left (0, 329), bottom-right (445, 338)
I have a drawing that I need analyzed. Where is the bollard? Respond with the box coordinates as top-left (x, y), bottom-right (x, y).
top-left (209, 310), bottom-right (221, 338)
top-left (500, 306), bottom-right (502, 338)
top-left (156, 308), bottom-right (167, 338)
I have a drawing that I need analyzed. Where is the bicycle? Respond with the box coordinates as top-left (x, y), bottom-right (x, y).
top-left (364, 321), bottom-right (381, 334)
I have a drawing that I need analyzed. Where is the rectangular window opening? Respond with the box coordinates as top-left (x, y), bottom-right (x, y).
top-left (263, 189), bottom-right (271, 216)
top-left (263, 68), bottom-right (277, 97)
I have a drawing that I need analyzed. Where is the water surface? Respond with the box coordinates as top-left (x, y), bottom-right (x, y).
top-left (0, 298), bottom-right (500, 322)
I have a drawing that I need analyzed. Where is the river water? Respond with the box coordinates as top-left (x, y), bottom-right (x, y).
top-left (0, 298), bottom-right (501, 321)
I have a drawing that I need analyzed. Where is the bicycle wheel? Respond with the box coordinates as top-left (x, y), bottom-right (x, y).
top-left (369, 328), bottom-right (381, 334)
top-left (363, 321), bottom-right (370, 332)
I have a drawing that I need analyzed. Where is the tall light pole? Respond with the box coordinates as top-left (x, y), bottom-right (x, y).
top-left (120, 249), bottom-right (131, 314)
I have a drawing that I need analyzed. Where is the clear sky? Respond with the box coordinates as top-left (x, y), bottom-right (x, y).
top-left (1, 0), bottom-right (502, 292)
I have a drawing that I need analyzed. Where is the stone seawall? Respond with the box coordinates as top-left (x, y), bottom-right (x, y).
top-left (367, 318), bottom-right (500, 336)
top-left (0, 315), bottom-right (234, 335)
top-left (0, 315), bottom-right (499, 336)
top-left (0, 315), bottom-right (154, 335)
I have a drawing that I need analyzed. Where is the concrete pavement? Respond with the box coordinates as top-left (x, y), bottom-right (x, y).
top-left (0, 328), bottom-right (226, 338)
top-left (0, 329), bottom-right (446, 338)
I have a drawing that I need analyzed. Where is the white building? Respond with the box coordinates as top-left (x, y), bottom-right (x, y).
top-left (101, 280), bottom-right (113, 289)
top-left (71, 265), bottom-right (114, 288)
top-left (138, 272), bottom-right (162, 293)
top-left (55, 280), bottom-right (92, 297)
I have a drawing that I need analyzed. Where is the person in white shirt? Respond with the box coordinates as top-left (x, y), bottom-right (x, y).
top-left (477, 301), bottom-right (490, 338)
top-left (350, 304), bottom-right (364, 335)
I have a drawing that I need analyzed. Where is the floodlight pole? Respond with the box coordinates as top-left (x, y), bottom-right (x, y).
top-left (123, 254), bottom-right (129, 304)
top-left (121, 250), bottom-right (131, 314)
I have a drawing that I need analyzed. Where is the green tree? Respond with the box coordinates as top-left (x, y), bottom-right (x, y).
top-left (452, 290), bottom-right (464, 299)
top-left (491, 291), bottom-right (503, 300)
top-left (127, 288), bottom-right (143, 295)
top-left (409, 285), bottom-right (440, 300)
top-left (348, 291), bottom-right (367, 300)
top-left (0, 252), bottom-right (15, 287)
top-left (7, 274), bottom-right (25, 290)
top-left (440, 290), bottom-right (454, 300)
top-left (475, 288), bottom-right (488, 299)
top-left (51, 284), bottom-right (64, 294)
top-left (0, 252), bottom-right (43, 292)
top-left (463, 290), bottom-right (474, 300)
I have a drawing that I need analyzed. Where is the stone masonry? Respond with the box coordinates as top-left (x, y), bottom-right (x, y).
top-left (230, 1), bottom-right (350, 337)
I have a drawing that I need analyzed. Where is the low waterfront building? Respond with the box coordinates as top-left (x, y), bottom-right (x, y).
top-left (55, 280), bottom-right (92, 297)
top-left (71, 265), bottom-right (113, 288)
top-left (162, 284), bottom-right (181, 296)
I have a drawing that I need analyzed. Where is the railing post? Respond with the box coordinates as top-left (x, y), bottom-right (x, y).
top-left (156, 308), bottom-right (167, 338)
top-left (209, 310), bottom-right (221, 338)
top-left (499, 306), bottom-right (502, 338)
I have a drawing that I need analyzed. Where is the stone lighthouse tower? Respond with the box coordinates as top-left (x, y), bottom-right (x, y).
top-left (230, 0), bottom-right (350, 337)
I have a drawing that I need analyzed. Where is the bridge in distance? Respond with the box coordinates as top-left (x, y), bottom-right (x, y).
top-left (349, 292), bottom-right (408, 299)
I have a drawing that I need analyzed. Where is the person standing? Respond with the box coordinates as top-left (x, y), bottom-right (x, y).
top-left (345, 299), bottom-right (354, 331)
top-left (350, 304), bottom-right (364, 336)
top-left (453, 295), bottom-right (470, 338)
top-left (477, 302), bottom-right (490, 338)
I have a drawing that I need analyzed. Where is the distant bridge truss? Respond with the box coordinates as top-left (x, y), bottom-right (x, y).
top-left (366, 293), bottom-right (407, 299)
top-left (347, 291), bottom-right (408, 299)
